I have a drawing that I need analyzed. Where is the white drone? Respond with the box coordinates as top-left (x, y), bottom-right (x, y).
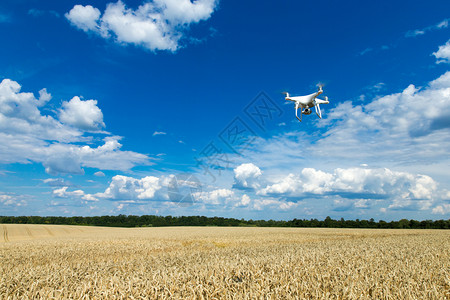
top-left (283, 86), bottom-right (330, 122)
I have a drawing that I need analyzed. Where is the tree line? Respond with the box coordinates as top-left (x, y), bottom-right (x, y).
top-left (0, 215), bottom-right (449, 229)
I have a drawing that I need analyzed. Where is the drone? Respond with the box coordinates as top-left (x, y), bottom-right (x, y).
top-left (283, 86), bottom-right (330, 122)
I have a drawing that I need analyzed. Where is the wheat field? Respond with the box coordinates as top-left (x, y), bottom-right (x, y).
top-left (0, 224), bottom-right (449, 299)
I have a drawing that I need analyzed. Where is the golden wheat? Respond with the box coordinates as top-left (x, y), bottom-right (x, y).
top-left (0, 224), bottom-right (449, 299)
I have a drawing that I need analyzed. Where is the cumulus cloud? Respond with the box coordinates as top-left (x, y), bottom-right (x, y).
top-left (53, 186), bottom-right (98, 201)
top-left (68, 172), bottom-right (298, 212)
top-left (65, 5), bottom-right (101, 32)
top-left (256, 166), bottom-right (440, 211)
top-left (194, 188), bottom-right (234, 205)
top-left (259, 168), bottom-right (333, 196)
top-left (0, 194), bottom-right (14, 205)
top-left (236, 194), bottom-right (297, 211)
top-left (233, 163), bottom-right (262, 190)
top-left (0, 78), bottom-right (82, 143)
top-left (258, 168), bottom-right (437, 200)
top-left (59, 96), bottom-right (105, 131)
top-left (432, 204), bottom-right (450, 215)
top-left (433, 39), bottom-right (450, 64)
top-left (40, 136), bottom-right (150, 175)
top-left (63, 165), bottom-right (443, 214)
top-left (65, 0), bottom-right (219, 52)
top-left (96, 174), bottom-right (169, 200)
top-left (325, 75), bottom-right (450, 137)
top-left (239, 194), bottom-right (251, 206)
top-left (53, 186), bottom-right (85, 198)
top-left (192, 188), bottom-right (296, 211)
top-left (0, 78), bottom-right (152, 175)
top-left (0, 193), bottom-right (27, 206)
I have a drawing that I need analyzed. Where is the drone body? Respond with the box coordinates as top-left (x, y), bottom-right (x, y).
top-left (283, 86), bottom-right (330, 122)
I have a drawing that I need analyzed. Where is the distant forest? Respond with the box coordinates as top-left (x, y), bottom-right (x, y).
top-left (1, 215), bottom-right (449, 229)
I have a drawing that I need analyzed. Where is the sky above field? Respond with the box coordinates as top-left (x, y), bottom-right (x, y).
top-left (1, 0), bottom-right (450, 221)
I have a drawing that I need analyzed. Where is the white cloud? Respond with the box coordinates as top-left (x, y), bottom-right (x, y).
top-left (0, 78), bottom-right (82, 143)
top-left (68, 164), bottom-right (443, 214)
top-left (59, 96), bottom-right (105, 131)
top-left (0, 193), bottom-right (14, 205)
top-left (437, 19), bottom-right (449, 29)
top-left (100, 1), bottom-right (177, 50)
top-left (433, 39), bottom-right (450, 64)
top-left (40, 136), bottom-right (150, 175)
top-left (256, 166), bottom-right (440, 211)
top-left (432, 204), bottom-right (450, 215)
top-left (406, 18), bottom-right (449, 37)
top-left (66, 0), bottom-right (219, 52)
top-left (153, 131), bottom-right (167, 136)
top-left (52, 186), bottom-right (99, 201)
top-left (0, 78), bottom-right (152, 175)
top-left (239, 194), bottom-right (251, 206)
top-left (250, 197), bottom-right (297, 211)
top-left (194, 188), bottom-right (234, 205)
top-left (233, 163), bottom-right (262, 189)
top-left (257, 168), bottom-right (334, 196)
top-left (429, 70), bottom-right (450, 88)
top-left (359, 47), bottom-right (373, 56)
top-left (258, 173), bottom-right (298, 196)
top-left (65, 5), bottom-right (101, 32)
top-left (53, 186), bottom-right (85, 198)
top-left (76, 171), bottom-right (299, 212)
top-left (300, 168), bottom-right (334, 194)
top-left (193, 188), bottom-right (296, 211)
top-left (407, 30), bottom-right (425, 37)
top-left (154, 0), bottom-right (217, 24)
top-left (43, 178), bottom-right (60, 184)
top-left (94, 171), bottom-right (105, 177)
top-left (354, 199), bottom-right (370, 208)
top-left (96, 174), bottom-right (169, 200)
top-left (0, 193), bottom-right (27, 206)
top-left (43, 178), bottom-right (73, 187)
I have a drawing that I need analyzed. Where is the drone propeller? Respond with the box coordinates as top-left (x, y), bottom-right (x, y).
top-left (314, 83), bottom-right (323, 94)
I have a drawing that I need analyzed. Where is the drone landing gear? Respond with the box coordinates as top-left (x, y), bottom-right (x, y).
top-left (295, 104), bottom-right (302, 122)
top-left (314, 100), bottom-right (322, 119)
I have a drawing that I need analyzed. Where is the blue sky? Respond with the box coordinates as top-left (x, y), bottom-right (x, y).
top-left (1, 0), bottom-right (449, 221)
